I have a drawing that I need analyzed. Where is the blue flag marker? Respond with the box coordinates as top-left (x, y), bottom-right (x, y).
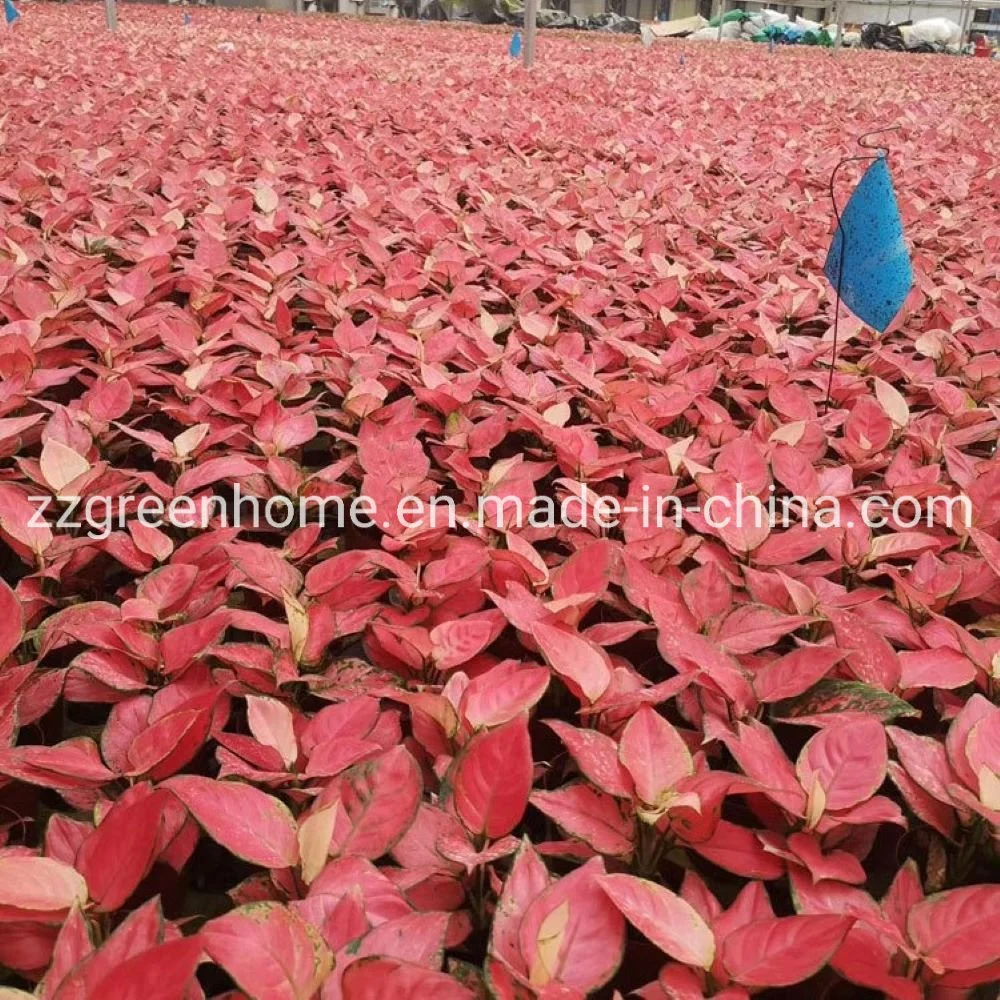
top-left (182, 12), bottom-right (192, 24)
top-left (4, 0), bottom-right (20, 25)
top-left (824, 153), bottom-right (912, 333)
top-left (509, 30), bottom-right (522, 58)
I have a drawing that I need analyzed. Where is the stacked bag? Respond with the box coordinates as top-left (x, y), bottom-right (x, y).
top-left (687, 8), bottom-right (834, 46)
top-left (860, 17), bottom-right (962, 53)
top-left (746, 9), bottom-right (834, 46)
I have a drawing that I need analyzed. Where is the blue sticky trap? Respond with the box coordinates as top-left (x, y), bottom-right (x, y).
top-left (4, 0), bottom-right (20, 25)
top-left (824, 154), bottom-right (913, 333)
top-left (509, 30), bottom-right (522, 58)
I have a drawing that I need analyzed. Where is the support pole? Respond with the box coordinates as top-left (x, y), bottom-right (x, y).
top-left (104, 0), bottom-right (117, 31)
top-left (959, 0), bottom-right (973, 50)
top-left (524, 0), bottom-right (538, 69)
top-left (715, 0), bottom-right (724, 42)
top-left (834, 0), bottom-right (845, 51)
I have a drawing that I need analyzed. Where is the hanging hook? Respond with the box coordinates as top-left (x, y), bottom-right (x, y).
top-left (856, 125), bottom-right (901, 155)
top-left (822, 125), bottom-right (901, 411)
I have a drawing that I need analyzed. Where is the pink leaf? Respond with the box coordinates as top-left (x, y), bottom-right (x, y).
top-left (796, 718), bottom-right (887, 812)
top-left (518, 858), bottom-right (625, 991)
top-left (618, 706), bottom-right (693, 812)
top-left (599, 873), bottom-right (715, 969)
top-left (721, 915), bottom-right (853, 986)
top-left (490, 837), bottom-right (550, 973)
top-left (461, 663), bottom-right (550, 729)
top-left (202, 902), bottom-right (334, 1000)
top-left (753, 647), bottom-right (845, 703)
top-left (39, 439), bottom-right (90, 492)
top-left (430, 613), bottom-right (504, 670)
top-left (246, 695), bottom-right (298, 769)
top-left (530, 785), bottom-right (634, 857)
top-left (163, 775), bottom-right (299, 868)
top-left (0, 856), bottom-right (88, 913)
top-left (530, 621), bottom-right (611, 703)
top-left (543, 720), bottom-right (633, 798)
top-left (826, 610), bottom-right (900, 691)
top-left (907, 885), bottom-right (1000, 971)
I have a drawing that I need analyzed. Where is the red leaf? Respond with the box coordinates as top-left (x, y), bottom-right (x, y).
top-left (37, 906), bottom-right (92, 998)
top-left (754, 526), bottom-right (828, 567)
top-left (124, 695), bottom-right (218, 780)
top-left (490, 837), bottom-right (550, 973)
top-left (721, 915), bottom-right (853, 986)
top-left (341, 957), bottom-right (473, 1000)
top-left (690, 821), bottom-right (786, 880)
top-left (75, 790), bottom-right (166, 912)
top-left (0, 738), bottom-right (115, 790)
top-left (327, 745), bottom-right (422, 859)
top-left (898, 649), bottom-right (976, 690)
top-left (969, 527), bottom-right (1000, 582)
top-left (785, 832), bottom-right (866, 885)
top-left (305, 737), bottom-right (381, 779)
top-left (48, 897), bottom-right (165, 999)
top-left (452, 718), bottom-right (532, 840)
top-left (722, 720), bottom-right (804, 815)
top-left (355, 910), bottom-right (450, 966)
top-left (174, 456), bottom-right (259, 495)
top-left (0, 579), bottom-right (24, 665)
top-left (430, 612), bottom-right (504, 670)
top-left (888, 725), bottom-right (960, 808)
top-left (681, 563), bottom-right (733, 626)
top-left (844, 398), bottom-right (892, 454)
top-left (87, 937), bottom-right (203, 1000)
top-left (134, 565), bottom-right (199, 617)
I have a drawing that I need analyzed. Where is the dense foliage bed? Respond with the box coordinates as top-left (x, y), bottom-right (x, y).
top-left (0, 6), bottom-right (998, 999)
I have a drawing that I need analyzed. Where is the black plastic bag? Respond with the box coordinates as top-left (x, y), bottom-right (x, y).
top-left (860, 23), bottom-right (906, 51)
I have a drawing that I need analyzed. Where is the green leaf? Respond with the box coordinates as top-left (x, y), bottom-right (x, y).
top-left (771, 680), bottom-right (919, 723)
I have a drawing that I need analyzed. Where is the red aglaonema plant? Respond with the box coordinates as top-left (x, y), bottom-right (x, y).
top-left (1, 5), bottom-right (999, 1000)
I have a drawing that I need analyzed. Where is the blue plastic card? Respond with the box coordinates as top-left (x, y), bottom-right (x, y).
top-left (824, 154), bottom-right (913, 333)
